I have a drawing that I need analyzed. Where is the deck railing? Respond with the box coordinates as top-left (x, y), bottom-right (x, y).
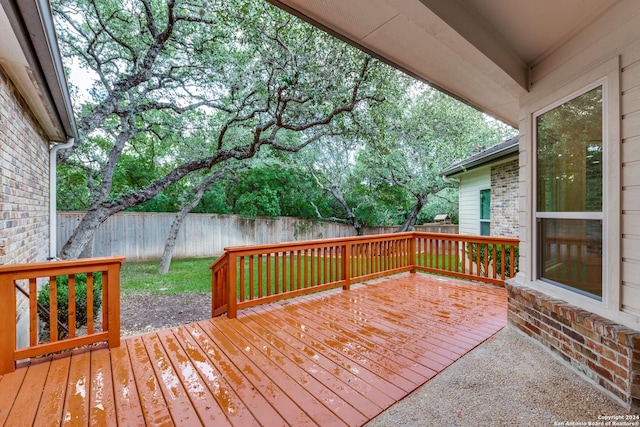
top-left (212, 232), bottom-right (519, 318)
top-left (0, 257), bottom-right (125, 374)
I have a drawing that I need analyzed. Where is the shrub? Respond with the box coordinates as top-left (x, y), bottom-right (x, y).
top-left (37, 273), bottom-right (103, 338)
top-left (467, 243), bottom-right (519, 277)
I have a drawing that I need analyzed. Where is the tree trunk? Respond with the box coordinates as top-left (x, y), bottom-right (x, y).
top-left (158, 172), bottom-right (221, 274)
top-left (397, 194), bottom-right (428, 233)
top-left (58, 206), bottom-right (119, 259)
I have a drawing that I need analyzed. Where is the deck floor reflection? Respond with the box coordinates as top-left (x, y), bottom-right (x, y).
top-left (0, 272), bottom-right (507, 426)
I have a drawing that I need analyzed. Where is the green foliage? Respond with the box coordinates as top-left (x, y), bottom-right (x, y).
top-left (193, 183), bottom-right (232, 214)
top-left (467, 243), bottom-right (520, 276)
top-left (54, 0), bottom-right (517, 243)
top-left (37, 273), bottom-right (102, 337)
top-left (235, 187), bottom-right (281, 218)
top-left (418, 188), bottom-right (459, 224)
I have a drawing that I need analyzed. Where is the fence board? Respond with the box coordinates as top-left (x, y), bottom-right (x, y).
top-left (57, 212), bottom-right (458, 261)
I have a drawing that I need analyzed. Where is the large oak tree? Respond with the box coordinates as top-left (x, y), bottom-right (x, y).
top-left (54, 0), bottom-right (384, 258)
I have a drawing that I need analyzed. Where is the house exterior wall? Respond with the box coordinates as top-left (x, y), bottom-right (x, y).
top-left (513, 0), bottom-right (640, 411)
top-left (490, 158), bottom-right (519, 238)
top-left (0, 65), bottom-right (50, 349)
top-left (456, 166), bottom-right (489, 235)
top-left (454, 157), bottom-right (518, 238)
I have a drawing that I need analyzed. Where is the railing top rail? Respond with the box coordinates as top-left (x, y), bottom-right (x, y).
top-left (413, 232), bottom-right (520, 245)
top-left (220, 232), bottom-right (417, 255)
top-left (219, 232), bottom-right (519, 256)
top-left (0, 256), bottom-right (126, 275)
top-left (210, 252), bottom-right (229, 271)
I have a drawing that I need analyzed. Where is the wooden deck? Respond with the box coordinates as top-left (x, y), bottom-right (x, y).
top-left (0, 273), bottom-right (507, 426)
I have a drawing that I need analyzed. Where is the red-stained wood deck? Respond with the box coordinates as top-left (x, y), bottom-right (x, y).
top-left (0, 273), bottom-right (507, 426)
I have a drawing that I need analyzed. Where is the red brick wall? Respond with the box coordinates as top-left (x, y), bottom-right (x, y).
top-left (0, 66), bottom-right (50, 266)
top-left (0, 65), bottom-right (51, 349)
top-left (508, 283), bottom-right (640, 412)
top-left (490, 159), bottom-right (519, 238)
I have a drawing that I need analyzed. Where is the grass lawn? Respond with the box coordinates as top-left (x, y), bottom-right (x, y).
top-left (119, 252), bottom-right (464, 298)
top-left (120, 257), bottom-right (217, 295)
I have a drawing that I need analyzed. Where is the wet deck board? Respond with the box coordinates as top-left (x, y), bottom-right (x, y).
top-left (0, 273), bottom-right (507, 426)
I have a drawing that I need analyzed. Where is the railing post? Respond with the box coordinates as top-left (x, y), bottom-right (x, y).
top-left (106, 261), bottom-right (122, 348)
top-left (510, 244), bottom-right (516, 278)
top-left (228, 253), bottom-right (238, 319)
top-left (409, 234), bottom-right (417, 273)
top-left (342, 244), bottom-right (351, 290)
top-left (0, 274), bottom-right (17, 374)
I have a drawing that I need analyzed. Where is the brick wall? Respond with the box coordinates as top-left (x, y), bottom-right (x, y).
top-left (0, 65), bottom-right (51, 349)
top-left (508, 283), bottom-right (640, 412)
top-left (0, 66), bottom-right (50, 265)
top-left (490, 159), bottom-right (518, 238)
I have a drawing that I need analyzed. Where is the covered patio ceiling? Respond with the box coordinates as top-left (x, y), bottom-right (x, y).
top-left (267, 0), bottom-right (619, 127)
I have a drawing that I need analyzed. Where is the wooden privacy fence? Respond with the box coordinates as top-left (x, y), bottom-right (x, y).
top-left (0, 257), bottom-right (125, 374)
top-left (58, 212), bottom-right (458, 261)
top-left (211, 232), bottom-right (519, 318)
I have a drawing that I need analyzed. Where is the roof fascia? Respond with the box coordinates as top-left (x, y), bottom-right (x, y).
top-left (0, 0), bottom-right (77, 141)
top-left (442, 145), bottom-right (519, 177)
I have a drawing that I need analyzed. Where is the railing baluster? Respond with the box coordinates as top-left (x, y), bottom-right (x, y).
top-left (248, 256), bottom-right (255, 300)
top-left (483, 244), bottom-right (489, 278)
top-left (228, 253), bottom-right (238, 318)
top-left (492, 244), bottom-right (497, 279)
top-left (289, 251), bottom-right (296, 291)
top-left (69, 274), bottom-right (76, 338)
top-left (510, 244), bottom-right (515, 278)
top-left (324, 247), bottom-right (329, 283)
top-left (312, 248), bottom-right (316, 285)
top-left (101, 272), bottom-right (108, 336)
top-left (303, 250), bottom-right (308, 288)
top-left (343, 244), bottom-right (350, 290)
top-left (258, 254), bottom-right (263, 298)
top-left (429, 238), bottom-right (434, 268)
top-left (276, 252), bottom-right (281, 294)
top-left (86, 273), bottom-right (94, 335)
top-left (29, 278), bottom-right (37, 346)
top-left (239, 256), bottom-right (245, 302)
top-left (49, 276), bottom-right (58, 342)
top-left (331, 246), bottom-right (336, 282)
top-left (266, 253), bottom-right (271, 296)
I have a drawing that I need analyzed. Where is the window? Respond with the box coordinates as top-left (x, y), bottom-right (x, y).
top-left (480, 189), bottom-right (490, 236)
top-left (535, 85), bottom-right (603, 298)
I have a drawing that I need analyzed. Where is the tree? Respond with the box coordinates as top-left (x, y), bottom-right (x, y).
top-left (303, 137), bottom-right (365, 234)
top-left (54, 0), bottom-right (384, 259)
top-left (158, 166), bottom-right (228, 274)
top-left (361, 81), bottom-right (516, 231)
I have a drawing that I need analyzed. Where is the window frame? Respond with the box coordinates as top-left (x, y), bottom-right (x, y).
top-left (479, 188), bottom-right (491, 236)
top-left (535, 84), bottom-right (604, 299)
top-left (530, 56), bottom-right (620, 310)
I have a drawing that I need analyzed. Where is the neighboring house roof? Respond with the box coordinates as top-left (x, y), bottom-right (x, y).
top-left (441, 135), bottom-right (519, 177)
top-left (0, 0), bottom-right (77, 141)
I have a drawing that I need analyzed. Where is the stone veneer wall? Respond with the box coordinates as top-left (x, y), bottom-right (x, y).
top-left (0, 65), bottom-right (51, 349)
top-left (508, 283), bottom-right (640, 412)
top-left (490, 159), bottom-right (518, 238)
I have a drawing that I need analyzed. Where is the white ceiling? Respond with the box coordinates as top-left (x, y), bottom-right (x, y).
top-left (267, 0), bottom-right (620, 127)
top-left (464, 0), bottom-right (618, 65)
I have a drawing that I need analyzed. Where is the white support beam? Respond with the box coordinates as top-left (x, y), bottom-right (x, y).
top-left (418, 0), bottom-right (529, 90)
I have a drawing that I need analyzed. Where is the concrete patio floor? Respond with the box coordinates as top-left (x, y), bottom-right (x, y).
top-left (367, 327), bottom-right (632, 426)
